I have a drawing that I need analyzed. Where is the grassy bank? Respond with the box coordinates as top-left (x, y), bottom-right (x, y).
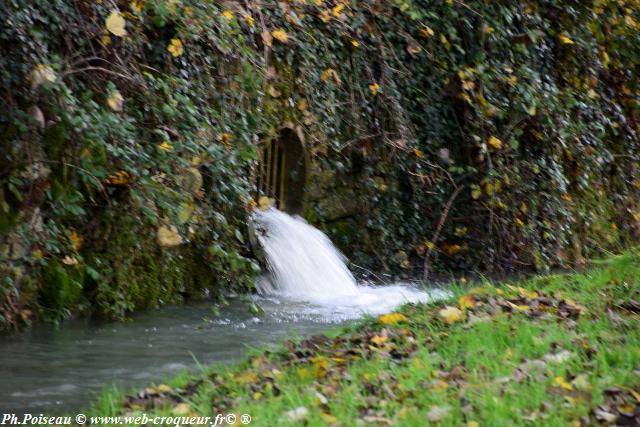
top-left (91, 251), bottom-right (640, 426)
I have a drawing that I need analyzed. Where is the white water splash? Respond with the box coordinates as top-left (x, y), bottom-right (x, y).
top-left (252, 207), bottom-right (446, 314)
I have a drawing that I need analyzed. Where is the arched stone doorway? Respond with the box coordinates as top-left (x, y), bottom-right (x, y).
top-left (255, 127), bottom-right (307, 214)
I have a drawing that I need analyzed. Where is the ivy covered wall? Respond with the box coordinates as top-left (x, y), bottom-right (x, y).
top-left (1, 0), bottom-right (638, 328)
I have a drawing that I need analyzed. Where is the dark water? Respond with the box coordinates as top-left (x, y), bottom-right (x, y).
top-left (0, 298), bottom-right (346, 414)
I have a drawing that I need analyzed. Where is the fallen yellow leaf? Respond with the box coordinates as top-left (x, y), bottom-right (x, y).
top-left (379, 313), bottom-right (408, 325)
top-left (236, 371), bottom-right (258, 385)
top-left (459, 295), bottom-right (475, 309)
top-left (438, 306), bottom-right (463, 324)
top-left (369, 82), bottom-right (380, 95)
top-left (554, 376), bottom-right (573, 391)
top-left (320, 413), bottom-right (337, 424)
top-left (371, 334), bottom-right (388, 346)
top-left (172, 403), bottom-right (190, 416)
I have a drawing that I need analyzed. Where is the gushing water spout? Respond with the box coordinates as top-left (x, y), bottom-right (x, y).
top-left (252, 207), bottom-right (359, 301)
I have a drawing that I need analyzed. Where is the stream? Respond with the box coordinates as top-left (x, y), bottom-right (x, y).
top-left (0, 288), bottom-right (445, 414)
top-left (1, 208), bottom-right (447, 414)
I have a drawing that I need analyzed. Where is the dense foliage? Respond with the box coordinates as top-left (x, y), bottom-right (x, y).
top-left (1, 0), bottom-right (638, 327)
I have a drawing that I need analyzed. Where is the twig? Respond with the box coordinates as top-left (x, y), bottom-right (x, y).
top-left (62, 66), bottom-right (137, 83)
top-left (423, 185), bottom-right (463, 281)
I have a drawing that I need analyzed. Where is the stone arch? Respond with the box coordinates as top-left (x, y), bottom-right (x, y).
top-left (255, 126), bottom-right (308, 214)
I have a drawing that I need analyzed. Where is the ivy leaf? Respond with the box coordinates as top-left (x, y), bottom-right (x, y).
top-left (106, 10), bottom-right (127, 37)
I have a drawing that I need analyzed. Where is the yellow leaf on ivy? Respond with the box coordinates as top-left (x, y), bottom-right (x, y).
top-left (157, 225), bottom-right (182, 247)
top-left (320, 68), bottom-right (338, 82)
top-left (244, 14), bottom-right (255, 28)
top-left (369, 82), bottom-right (380, 95)
top-left (419, 26), bottom-right (435, 38)
top-left (258, 196), bottom-right (274, 211)
top-left (167, 38), bottom-right (184, 57)
top-left (221, 133), bottom-right (232, 145)
top-left (487, 135), bottom-right (502, 150)
top-left (351, 40), bottom-right (360, 48)
top-left (30, 64), bottom-right (56, 89)
top-left (221, 10), bottom-right (234, 20)
top-left (105, 170), bottom-right (132, 185)
top-left (62, 255), bottom-right (80, 266)
top-left (558, 34), bottom-right (575, 45)
top-left (271, 29), bottom-right (288, 43)
top-left (438, 306), bottom-right (463, 324)
top-left (131, 0), bottom-right (143, 13)
top-left (332, 4), bottom-right (345, 17)
top-left (106, 10), bottom-right (127, 37)
top-left (471, 186), bottom-right (482, 200)
top-left (158, 141), bottom-right (173, 151)
top-left (107, 89), bottom-right (124, 111)
top-left (379, 312), bottom-right (407, 325)
top-left (69, 230), bottom-right (83, 251)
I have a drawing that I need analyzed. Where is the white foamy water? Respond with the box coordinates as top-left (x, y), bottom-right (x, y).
top-left (252, 207), bottom-right (447, 314)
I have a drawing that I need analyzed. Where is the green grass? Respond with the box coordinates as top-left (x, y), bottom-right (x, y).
top-left (88, 250), bottom-right (640, 426)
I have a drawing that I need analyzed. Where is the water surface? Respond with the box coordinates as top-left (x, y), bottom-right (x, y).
top-left (0, 286), bottom-right (446, 414)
